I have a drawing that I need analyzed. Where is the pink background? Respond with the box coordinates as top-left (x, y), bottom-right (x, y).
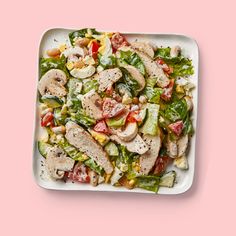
top-left (1, 0), bottom-right (235, 235)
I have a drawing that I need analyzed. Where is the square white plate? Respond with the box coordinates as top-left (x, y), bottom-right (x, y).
top-left (33, 28), bottom-right (199, 195)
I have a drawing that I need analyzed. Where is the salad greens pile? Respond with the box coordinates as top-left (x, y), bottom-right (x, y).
top-left (37, 28), bottom-right (195, 193)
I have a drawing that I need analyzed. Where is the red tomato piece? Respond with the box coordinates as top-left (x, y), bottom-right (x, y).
top-left (153, 156), bottom-right (171, 176)
top-left (67, 163), bottom-right (90, 183)
top-left (105, 86), bottom-right (113, 96)
top-left (89, 41), bottom-right (100, 59)
top-left (156, 58), bottom-right (165, 65)
top-left (94, 120), bottom-right (110, 134)
top-left (168, 120), bottom-right (184, 136)
top-left (127, 111), bottom-right (142, 123)
top-left (111, 32), bottom-right (129, 52)
top-left (41, 112), bottom-right (54, 127)
top-left (161, 79), bottom-right (175, 101)
top-left (102, 98), bottom-right (125, 118)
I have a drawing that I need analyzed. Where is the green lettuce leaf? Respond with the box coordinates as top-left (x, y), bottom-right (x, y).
top-left (75, 109), bottom-right (96, 127)
top-left (183, 113), bottom-right (194, 135)
top-left (165, 99), bottom-right (188, 122)
top-left (120, 67), bottom-right (140, 96)
top-left (136, 175), bottom-right (160, 193)
top-left (84, 159), bottom-right (104, 175)
top-left (39, 55), bottom-right (68, 77)
top-left (69, 28), bottom-right (100, 45)
top-left (82, 80), bottom-right (98, 94)
top-left (98, 54), bottom-right (117, 69)
top-left (155, 47), bottom-right (194, 77)
top-left (155, 47), bottom-right (171, 58)
top-left (58, 138), bottom-right (87, 161)
top-left (119, 50), bottom-right (145, 75)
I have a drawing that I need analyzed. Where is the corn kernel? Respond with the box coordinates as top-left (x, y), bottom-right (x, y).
top-left (176, 85), bottom-right (185, 93)
top-left (129, 179), bottom-right (135, 187)
top-left (59, 44), bottom-right (67, 52)
top-left (66, 62), bottom-right (74, 70)
top-left (105, 174), bottom-right (111, 183)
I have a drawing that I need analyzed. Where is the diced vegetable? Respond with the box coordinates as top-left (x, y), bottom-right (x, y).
top-left (159, 171), bottom-right (176, 188)
top-left (106, 111), bottom-right (128, 127)
top-left (75, 109), bottom-right (96, 127)
top-left (54, 108), bottom-right (67, 125)
top-left (102, 98), bottom-right (125, 118)
top-left (38, 141), bottom-right (52, 158)
top-left (41, 112), bottom-right (54, 127)
top-left (119, 50), bottom-right (145, 75)
top-left (40, 55), bottom-right (68, 77)
top-left (153, 156), bottom-right (171, 176)
top-left (173, 155), bottom-right (189, 170)
top-left (137, 107), bottom-right (148, 127)
top-left (58, 137), bottom-right (88, 161)
top-left (110, 167), bottom-right (123, 185)
top-left (144, 86), bottom-right (163, 104)
top-left (69, 28), bottom-right (100, 45)
top-left (82, 80), bottom-right (98, 94)
top-left (41, 95), bottom-right (64, 108)
top-left (136, 175), bottom-right (160, 193)
top-left (89, 129), bottom-right (110, 146)
top-left (119, 67), bottom-right (140, 96)
top-left (104, 142), bottom-right (119, 156)
top-left (140, 103), bottom-right (159, 135)
top-left (84, 158), bottom-right (104, 175)
top-left (93, 120), bottom-right (110, 134)
top-left (168, 120), bottom-right (184, 136)
top-left (165, 99), bottom-right (188, 122)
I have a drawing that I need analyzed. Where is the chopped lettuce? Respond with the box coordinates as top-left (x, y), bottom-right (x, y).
top-left (84, 158), bottom-right (104, 175)
top-left (164, 57), bottom-right (194, 77)
top-left (82, 80), bottom-right (98, 94)
top-left (69, 28), bottom-right (100, 45)
top-left (119, 50), bottom-right (145, 75)
top-left (143, 77), bottom-right (163, 104)
top-left (105, 142), bottom-right (119, 157)
top-left (58, 137), bottom-right (88, 161)
top-left (106, 115), bottom-right (126, 127)
top-left (39, 55), bottom-right (69, 77)
top-left (183, 113), bottom-right (194, 135)
top-left (165, 99), bottom-right (188, 122)
top-left (120, 67), bottom-right (140, 96)
top-left (155, 47), bottom-right (194, 77)
top-left (98, 54), bottom-right (116, 69)
top-left (75, 109), bottom-right (96, 127)
top-left (136, 175), bottom-right (160, 193)
top-left (141, 103), bottom-right (160, 135)
top-left (144, 87), bottom-right (163, 104)
top-left (155, 47), bottom-right (171, 58)
top-left (54, 108), bottom-right (67, 125)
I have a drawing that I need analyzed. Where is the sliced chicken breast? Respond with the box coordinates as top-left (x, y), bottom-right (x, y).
top-left (167, 136), bottom-right (178, 158)
top-left (110, 134), bottom-right (148, 155)
top-left (177, 134), bottom-right (189, 157)
top-left (123, 65), bottom-right (146, 91)
top-left (140, 134), bottom-right (161, 175)
top-left (93, 68), bottom-right (122, 92)
top-left (134, 50), bottom-right (170, 88)
top-left (81, 89), bottom-right (103, 120)
top-left (65, 122), bottom-right (113, 174)
top-left (131, 41), bottom-right (155, 58)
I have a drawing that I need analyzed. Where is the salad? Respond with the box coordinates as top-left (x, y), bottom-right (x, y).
top-left (37, 28), bottom-right (195, 193)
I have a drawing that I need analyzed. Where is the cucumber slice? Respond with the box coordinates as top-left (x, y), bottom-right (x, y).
top-left (38, 141), bottom-right (52, 158)
top-left (138, 108), bottom-right (148, 127)
top-left (159, 171), bottom-right (176, 188)
top-left (41, 95), bottom-right (63, 108)
top-left (54, 108), bottom-right (67, 125)
top-left (105, 142), bottom-right (119, 156)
